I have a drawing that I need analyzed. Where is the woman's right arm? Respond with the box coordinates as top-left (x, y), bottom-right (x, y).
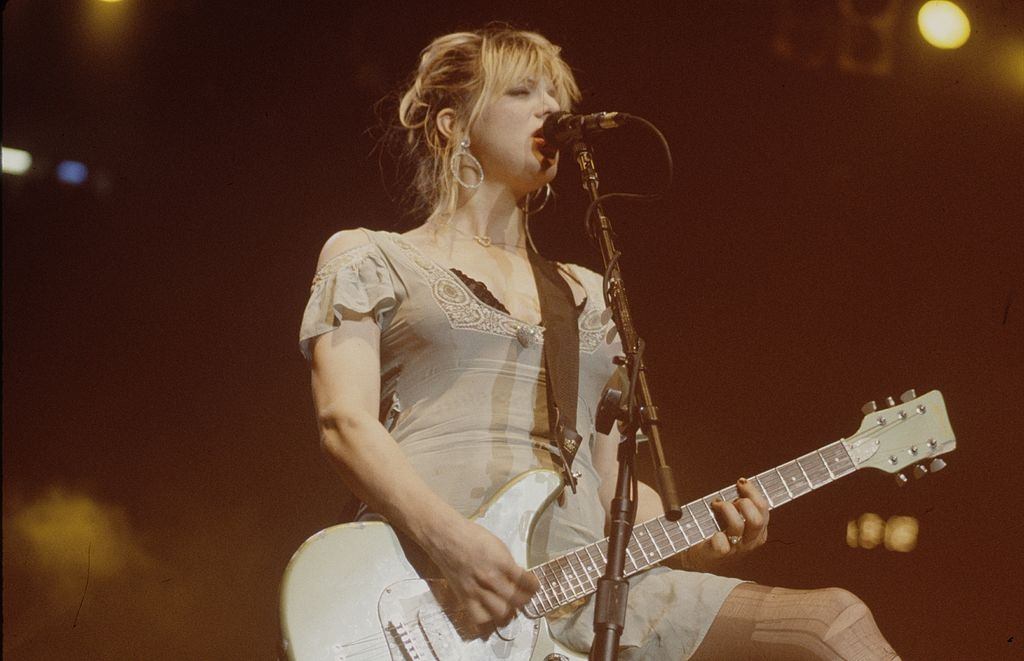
top-left (308, 230), bottom-right (538, 629)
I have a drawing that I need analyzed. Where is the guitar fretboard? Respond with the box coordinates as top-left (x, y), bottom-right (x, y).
top-left (524, 440), bottom-right (857, 617)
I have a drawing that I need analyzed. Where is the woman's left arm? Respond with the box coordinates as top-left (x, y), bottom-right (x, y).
top-left (592, 425), bottom-right (770, 572)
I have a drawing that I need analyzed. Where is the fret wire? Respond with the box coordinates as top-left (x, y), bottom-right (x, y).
top-left (720, 485), bottom-right (739, 502)
top-left (701, 498), bottom-right (721, 534)
top-left (567, 554), bottom-right (588, 597)
top-left (558, 555), bottom-right (583, 598)
top-left (753, 475), bottom-right (774, 508)
top-left (677, 515), bottom-right (693, 546)
top-left (702, 498), bottom-right (715, 520)
top-left (782, 461), bottom-right (811, 495)
top-left (689, 502), bottom-right (714, 539)
top-left (824, 441), bottom-right (856, 475)
top-left (574, 550), bottom-right (596, 591)
top-left (583, 545), bottom-right (601, 578)
top-left (543, 561), bottom-right (568, 605)
top-left (570, 552), bottom-right (590, 594)
top-left (537, 586), bottom-right (553, 613)
top-left (651, 519), bottom-right (674, 556)
top-left (684, 504), bottom-right (698, 539)
top-left (628, 536), bottom-right (649, 567)
top-left (798, 453), bottom-right (827, 487)
top-left (817, 449), bottom-right (837, 480)
top-left (776, 467), bottom-right (794, 499)
top-left (553, 556), bottom-right (576, 599)
top-left (642, 522), bottom-right (662, 560)
top-left (705, 498), bottom-right (723, 533)
top-left (795, 458), bottom-right (814, 488)
top-left (544, 561), bottom-right (566, 607)
top-left (633, 525), bottom-right (653, 564)
top-left (697, 502), bottom-right (716, 538)
top-left (644, 520), bottom-right (663, 551)
top-left (647, 522), bottom-right (666, 560)
top-left (533, 569), bottom-right (554, 611)
top-left (762, 470), bottom-right (789, 506)
top-left (624, 546), bottom-right (639, 573)
top-left (657, 518), bottom-right (679, 554)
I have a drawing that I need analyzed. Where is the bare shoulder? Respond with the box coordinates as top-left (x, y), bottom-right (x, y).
top-left (316, 228), bottom-right (373, 269)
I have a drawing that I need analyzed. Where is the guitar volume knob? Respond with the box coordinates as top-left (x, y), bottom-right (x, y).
top-left (895, 473), bottom-right (908, 487)
top-left (929, 458), bottom-right (947, 472)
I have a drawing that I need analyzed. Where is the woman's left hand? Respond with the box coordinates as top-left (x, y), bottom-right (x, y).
top-left (683, 477), bottom-right (769, 571)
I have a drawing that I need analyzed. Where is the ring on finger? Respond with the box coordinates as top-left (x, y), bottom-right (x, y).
top-left (728, 535), bottom-right (741, 546)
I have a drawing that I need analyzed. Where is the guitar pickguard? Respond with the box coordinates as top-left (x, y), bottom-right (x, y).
top-left (378, 578), bottom-right (539, 660)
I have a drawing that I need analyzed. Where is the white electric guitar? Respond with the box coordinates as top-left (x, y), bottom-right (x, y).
top-left (280, 389), bottom-right (956, 660)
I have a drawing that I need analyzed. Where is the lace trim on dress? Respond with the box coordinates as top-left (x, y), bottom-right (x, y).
top-left (386, 234), bottom-right (610, 354)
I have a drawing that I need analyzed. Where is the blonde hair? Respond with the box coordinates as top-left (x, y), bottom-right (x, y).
top-left (394, 25), bottom-right (581, 222)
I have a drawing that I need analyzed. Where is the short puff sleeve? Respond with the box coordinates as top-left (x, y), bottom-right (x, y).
top-left (299, 242), bottom-right (397, 360)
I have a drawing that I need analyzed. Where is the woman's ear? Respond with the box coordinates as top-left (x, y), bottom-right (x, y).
top-left (435, 108), bottom-right (456, 141)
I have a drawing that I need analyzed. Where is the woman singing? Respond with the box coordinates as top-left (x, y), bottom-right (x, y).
top-left (298, 25), bottom-right (899, 659)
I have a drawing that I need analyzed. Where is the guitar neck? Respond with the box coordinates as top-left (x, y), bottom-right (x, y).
top-left (526, 439), bottom-right (858, 617)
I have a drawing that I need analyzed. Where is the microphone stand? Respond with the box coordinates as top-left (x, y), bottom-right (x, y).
top-left (569, 139), bottom-right (683, 661)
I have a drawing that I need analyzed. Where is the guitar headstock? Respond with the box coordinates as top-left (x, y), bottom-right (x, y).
top-left (842, 389), bottom-right (956, 483)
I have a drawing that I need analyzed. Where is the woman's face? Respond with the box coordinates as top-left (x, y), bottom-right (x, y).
top-left (468, 74), bottom-right (562, 196)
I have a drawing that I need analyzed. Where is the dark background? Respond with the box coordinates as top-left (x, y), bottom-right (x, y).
top-left (3, 1), bottom-right (1021, 658)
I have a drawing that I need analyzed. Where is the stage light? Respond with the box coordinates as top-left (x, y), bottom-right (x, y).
top-left (884, 515), bottom-right (919, 552)
top-left (2, 146), bottom-right (33, 175)
top-left (847, 513), bottom-right (920, 551)
top-left (56, 160), bottom-right (89, 186)
top-left (856, 512), bottom-right (885, 549)
top-left (918, 1), bottom-right (971, 49)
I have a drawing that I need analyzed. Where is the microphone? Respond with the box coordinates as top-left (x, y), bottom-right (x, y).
top-left (541, 111), bottom-right (629, 149)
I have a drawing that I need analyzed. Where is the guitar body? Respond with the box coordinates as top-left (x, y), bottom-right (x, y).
top-left (279, 469), bottom-right (585, 660)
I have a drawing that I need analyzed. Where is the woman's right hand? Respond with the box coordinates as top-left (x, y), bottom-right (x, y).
top-left (428, 519), bottom-right (540, 632)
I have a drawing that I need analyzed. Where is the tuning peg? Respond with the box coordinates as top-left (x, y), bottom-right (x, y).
top-left (895, 473), bottom-right (908, 487)
top-left (929, 458), bottom-right (947, 472)
top-left (885, 396), bottom-right (896, 407)
top-left (913, 465), bottom-right (929, 479)
top-left (899, 389), bottom-right (917, 403)
top-left (861, 400), bottom-right (878, 415)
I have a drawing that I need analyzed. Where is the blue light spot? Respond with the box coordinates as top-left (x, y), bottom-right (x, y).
top-left (57, 161), bottom-right (89, 185)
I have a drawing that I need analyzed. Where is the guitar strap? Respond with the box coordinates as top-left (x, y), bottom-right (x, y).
top-left (527, 246), bottom-right (583, 493)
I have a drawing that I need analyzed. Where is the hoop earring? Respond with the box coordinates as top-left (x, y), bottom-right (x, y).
top-left (519, 182), bottom-right (553, 215)
top-left (450, 137), bottom-right (483, 190)
top-left (524, 212), bottom-right (540, 254)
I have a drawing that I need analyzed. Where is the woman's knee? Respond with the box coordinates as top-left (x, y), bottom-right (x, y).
top-left (814, 588), bottom-right (885, 649)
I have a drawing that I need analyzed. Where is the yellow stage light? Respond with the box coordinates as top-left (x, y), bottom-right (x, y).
top-left (2, 146), bottom-right (33, 175)
top-left (918, 1), bottom-right (971, 49)
top-left (856, 512), bottom-right (885, 549)
top-left (884, 515), bottom-right (919, 552)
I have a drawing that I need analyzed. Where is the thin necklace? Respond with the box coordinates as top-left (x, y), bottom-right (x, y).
top-left (450, 225), bottom-right (526, 250)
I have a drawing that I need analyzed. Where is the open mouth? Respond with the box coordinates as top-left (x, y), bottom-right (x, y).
top-left (532, 133), bottom-right (559, 160)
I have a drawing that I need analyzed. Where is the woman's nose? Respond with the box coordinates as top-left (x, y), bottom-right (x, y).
top-left (539, 90), bottom-right (560, 116)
